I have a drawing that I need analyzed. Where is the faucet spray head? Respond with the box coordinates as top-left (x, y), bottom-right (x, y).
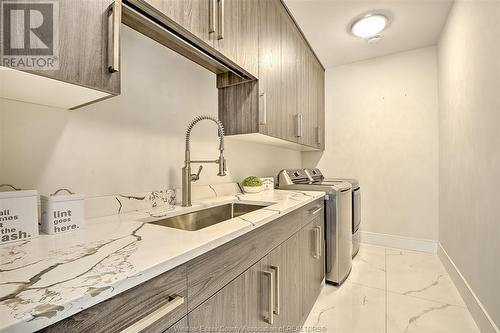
top-left (218, 153), bottom-right (227, 176)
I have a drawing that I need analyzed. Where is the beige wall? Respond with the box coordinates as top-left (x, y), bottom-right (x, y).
top-left (0, 25), bottom-right (301, 196)
top-left (303, 46), bottom-right (439, 241)
top-left (438, 0), bottom-right (500, 327)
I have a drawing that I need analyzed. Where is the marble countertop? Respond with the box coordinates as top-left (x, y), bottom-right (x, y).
top-left (0, 189), bottom-right (324, 333)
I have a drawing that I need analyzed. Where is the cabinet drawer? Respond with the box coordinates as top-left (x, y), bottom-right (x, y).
top-left (187, 210), bottom-right (302, 312)
top-left (302, 198), bottom-right (324, 224)
top-left (40, 265), bottom-right (187, 333)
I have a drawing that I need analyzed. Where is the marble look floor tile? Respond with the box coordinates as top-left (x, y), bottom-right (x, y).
top-left (357, 243), bottom-right (387, 255)
top-left (347, 245), bottom-right (386, 290)
top-left (386, 249), bottom-right (465, 306)
top-left (303, 283), bottom-right (386, 333)
top-left (387, 292), bottom-right (480, 333)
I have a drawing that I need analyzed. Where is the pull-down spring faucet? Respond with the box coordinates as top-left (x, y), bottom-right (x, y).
top-left (182, 115), bottom-right (227, 207)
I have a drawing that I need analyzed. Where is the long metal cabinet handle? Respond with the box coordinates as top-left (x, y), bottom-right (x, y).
top-left (295, 114), bottom-right (300, 137)
top-left (209, 0), bottom-right (216, 33)
top-left (270, 265), bottom-right (280, 315)
top-left (217, 0), bottom-right (224, 40)
top-left (300, 114), bottom-right (304, 138)
top-left (309, 206), bottom-right (322, 215)
top-left (313, 227), bottom-right (321, 259)
top-left (107, 0), bottom-right (121, 73)
top-left (263, 270), bottom-right (274, 324)
top-left (296, 113), bottom-right (303, 138)
top-left (316, 126), bottom-right (321, 144)
top-left (259, 92), bottom-right (267, 125)
top-left (120, 295), bottom-right (184, 333)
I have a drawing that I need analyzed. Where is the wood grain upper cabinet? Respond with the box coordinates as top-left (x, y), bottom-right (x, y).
top-left (280, 10), bottom-right (300, 143)
top-left (213, 0), bottom-right (259, 77)
top-left (218, 0), bottom-right (325, 151)
top-left (1, 0), bottom-right (121, 109)
top-left (51, 0), bottom-right (121, 94)
top-left (297, 42), bottom-right (314, 147)
top-left (258, 0), bottom-right (282, 139)
top-left (143, 0), bottom-right (214, 46)
top-left (316, 61), bottom-right (325, 150)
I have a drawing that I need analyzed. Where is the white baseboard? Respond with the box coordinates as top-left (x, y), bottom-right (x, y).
top-left (438, 244), bottom-right (499, 333)
top-left (359, 231), bottom-right (438, 253)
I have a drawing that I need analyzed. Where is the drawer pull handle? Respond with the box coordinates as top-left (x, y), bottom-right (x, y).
top-left (263, 270), bottom-right (274, 324)
top-left (270, 265), bottom-right (280, 315)
top-left (309, 206), bottom-right (322, 215)
top-left (107, 0), bottom-right (121, 73)
top-left (120, 295), bottom-right (184, 333)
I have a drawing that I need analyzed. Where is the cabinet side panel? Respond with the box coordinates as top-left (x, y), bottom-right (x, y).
top-left (218, 81), bottom-right (259, 135)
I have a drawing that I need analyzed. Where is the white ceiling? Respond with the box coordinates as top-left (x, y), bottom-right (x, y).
top-left (284, 0), bottom-right (454, 68)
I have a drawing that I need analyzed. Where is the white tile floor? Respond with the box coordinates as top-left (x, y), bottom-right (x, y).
top-left (303, 244), bottom-right (480, 333)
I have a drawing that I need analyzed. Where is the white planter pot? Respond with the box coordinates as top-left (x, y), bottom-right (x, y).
top-left (243, 185), bottom-right (264, 193)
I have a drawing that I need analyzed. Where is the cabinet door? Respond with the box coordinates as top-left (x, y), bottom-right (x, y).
top-left (258, 0), bottom-right (282, 139)
top-left (280, 11), bottom-right (300, 143)
top-left (187, 258), bottom-right (270, 331)
top-left (144, 0), bottom-right (213, 46)
top-left (266, 233), bottom-right (302, 328)
top-left (300, 214), bottom-right (325, 317)
top-left (307, 52), bottom-right (320, 148)
top-left (6, 0), bottom-right (121, 95)
top-left (316, 62), bottom-right (325, 150)
top-left (214, 0), bottom-right (259, 77)
top-left (298, 44), bottom-right (317, 148)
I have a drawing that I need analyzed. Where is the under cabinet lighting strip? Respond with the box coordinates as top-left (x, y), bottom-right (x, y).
top-left (122, 0), bottom-right (253, 80)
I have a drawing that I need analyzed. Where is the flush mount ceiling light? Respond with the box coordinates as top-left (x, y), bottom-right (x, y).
top-left (350, 13), bottom-right (389, 41)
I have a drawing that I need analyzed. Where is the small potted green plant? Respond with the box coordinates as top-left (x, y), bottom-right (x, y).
top-left (242, 176), bottom-right (264, 193)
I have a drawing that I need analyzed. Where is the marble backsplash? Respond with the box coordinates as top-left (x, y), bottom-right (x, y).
top-left (84, 182), bottom-right (242, 219)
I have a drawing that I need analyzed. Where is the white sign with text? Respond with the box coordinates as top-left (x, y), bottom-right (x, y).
top-left (0, 189), bottom-right (39, 244)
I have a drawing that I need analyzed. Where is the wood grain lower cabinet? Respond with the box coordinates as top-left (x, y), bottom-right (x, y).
top-left (40, 265), bottom-right (187, 333)
top-left (266, 233), bottom-right (302, 328)
top-left (187, 258), bottom-right (268, 331)
top-left (165, 317), bottom-right (188, 333)
top-left (188, 198), bottom-right (326, 332)
top-left (189, 233), bottom-right (306, 332)
top-left (186, 209), bottom-right (302, 312)
top-left (300, 212), bottom-right (325, 318)
top-left (39, 199), bottom-right (325, 333)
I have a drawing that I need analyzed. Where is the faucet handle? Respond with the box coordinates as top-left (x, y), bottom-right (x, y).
top-left (191, 165), bottom-right (203, 181)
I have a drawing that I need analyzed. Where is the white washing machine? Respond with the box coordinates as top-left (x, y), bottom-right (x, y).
top-left (277, 169), bottom-right (353, 285)
top-left (305, 168), bottom-right (361, 258)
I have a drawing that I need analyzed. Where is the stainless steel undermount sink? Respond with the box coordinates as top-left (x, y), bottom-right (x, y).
top-left (149, 203), bottom-right (269, 231)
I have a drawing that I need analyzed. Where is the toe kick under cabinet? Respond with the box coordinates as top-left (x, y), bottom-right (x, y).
top-left (40, 199), bottom-right (324, 333)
